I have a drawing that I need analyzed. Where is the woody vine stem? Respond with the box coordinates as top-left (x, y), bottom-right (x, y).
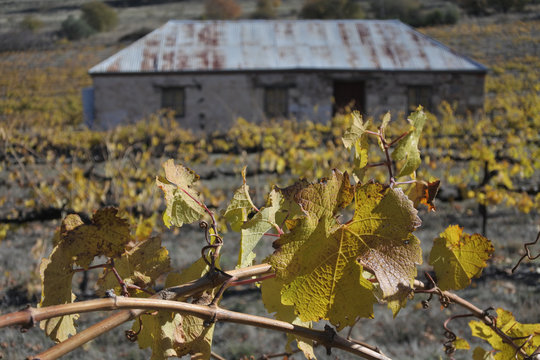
top-left (0, 262), bottom-right (535, 360)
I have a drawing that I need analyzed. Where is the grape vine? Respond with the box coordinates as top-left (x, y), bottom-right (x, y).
top-left (1, 109), bottom-right (539, 360)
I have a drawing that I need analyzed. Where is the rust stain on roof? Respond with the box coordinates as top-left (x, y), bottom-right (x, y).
top-left (90, 20), bottom-right (487, 74)
top-left (106, 58), bottom-right (121, 72)
top-left (198, 24), bottom-right (220, 46)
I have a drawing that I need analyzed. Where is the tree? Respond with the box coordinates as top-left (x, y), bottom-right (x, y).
top-left (204, 0), bottom-right (243, 20)
top-left (299, 0), bottom-right (365, 19)
top-left (81, 1), bottom-right (118, 32)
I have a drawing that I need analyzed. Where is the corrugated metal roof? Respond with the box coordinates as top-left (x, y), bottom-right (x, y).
top-left (89, 20), bottom-right (487, 74)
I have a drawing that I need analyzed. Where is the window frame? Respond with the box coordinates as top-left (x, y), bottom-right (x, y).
top-left (264, 86), bottom-right (289, 118)
top-left (161, 86), bottom-right (185, 118)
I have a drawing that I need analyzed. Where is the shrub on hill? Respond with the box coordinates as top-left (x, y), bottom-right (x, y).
top-left (61, 15), bottom-right (96, 40)
top-left (81, 1), bottom-right (118, 32)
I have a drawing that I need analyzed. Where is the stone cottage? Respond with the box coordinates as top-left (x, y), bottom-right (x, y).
top-left (86, 19), bottom-right (487, 130)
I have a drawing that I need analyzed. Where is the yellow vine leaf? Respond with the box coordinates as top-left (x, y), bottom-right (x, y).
top-left (135, 257), bottom-right (216, 360)
top-left (96, 236), bottom-right (171, 296)
top-left (429, 225), bottom-right (494, 291)
top-left (379, 112), bottom-right (391, 146)
top-left (352, 183), bottom-right (422, 305)
top-left (174, 297), bottom-right (215, 360)
top-left (269, 173), bottom-right (422, 328)
top-left (261, 277), bottom-right (316, 359)
top-left (469, 308), bottom-right (540, 360)
top-left (39, 249), bottom-right (79, 343)
top-left (156, 159), bottom-right (206, 228)
top-left (342, 111), bottom-right (370, 180)
top-left (454, 337), bottom-right (470, 350)
top-left (472, 347), bottom-right (496, 360)
top-left (0, 223), bottom-right (9, 244)
top-left (407, 179), bottom-right (441, 211)
top-left (39, 208), bottom-right (133, 342)
top-left (64, 207), bottom-right (133, 269)
top-left (135, 305), bottom-right (184, 360)
top-left (223, 166), bottom-right (256, 232)
top-left (237, 189), bottom-right (282, 268)
top-left (171, 257), bottom-right (217, 360)
top-left (134, 213), bottom-right (158, 241)
top-left (392, 108), bottom-right (427, 177)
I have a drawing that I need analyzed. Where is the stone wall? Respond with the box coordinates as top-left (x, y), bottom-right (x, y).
top-left (91, 70), bottom-right (485, 130)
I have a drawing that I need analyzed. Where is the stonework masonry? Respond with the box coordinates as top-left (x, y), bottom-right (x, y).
top-left (92, 70), bottom-right (485, 131)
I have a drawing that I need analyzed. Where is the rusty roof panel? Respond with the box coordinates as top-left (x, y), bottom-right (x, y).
top-left (89, 20), bottom-right (487, 74)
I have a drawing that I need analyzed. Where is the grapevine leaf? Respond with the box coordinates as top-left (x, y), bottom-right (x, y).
top-left (65, 207), bottom-right (133, 269)
top-left (392, 108), bottom-right (427, 177)
top-left (39, 253), bottom-right (78, 342)
top-left (377, 112), bottom-right (391, 152)
top-left (472, 347), bottom-right (496, 360)
top-left (270, 173), bottom-right (391, 329)
top-left (342, 111), bottom-right (370, 174)
top-left (238, 189), bottom-right (282, 268)
top-left (454, 337), bottom-right (470, 350)
top-left (469, 308), bottom-right (540, 360)
top-left (38, 214), bottom-right (84, 342)
top-left (171, 260), bottom-right (217, 360)
top-left (156, 159), bottom-right (205, 228)
top-left (429, 225), bottom-right (494, 291)
top-left (174, 303), bottom-right (215, 360)
top-left (271, 179), bottom-right (422, 326)
top-left (223, 166), bottom-right (256, 232)
top-left (380, 112), bottom-right (391, 138)
top-left (407, 179), bottom-right (440, 211)
top-left (135, 258), bottom-right (215, 360)
top-left (135, 308), bottom-right (184, 360)
top-left (261, 276), bottom-right (315, 359)
top-left (52, 214), bottom-right (84, 247)
top-left (134, 214), bottom-right (158, 241)
top-left (297, 337), bottom-right (316, 360)
top-left (96, 236), bottom-right (171, 296)
top-left (39, 209), bottom-right (134, 342)
top-left (352, 183), bottom-right (422, 300)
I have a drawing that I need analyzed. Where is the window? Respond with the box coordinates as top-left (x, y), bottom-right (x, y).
top-left (161, 87), bottom-right (185, 118)
top-left (408, 86), bottom-right (432, 111)
top-left (264, 87), bottom-right (288, 118)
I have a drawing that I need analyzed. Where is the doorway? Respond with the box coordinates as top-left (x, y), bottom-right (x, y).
top-left (333, 81), bottom-right (365, 115)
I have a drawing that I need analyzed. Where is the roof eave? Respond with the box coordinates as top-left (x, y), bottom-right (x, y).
top-left (89, 67), bottom-right (488, 76)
